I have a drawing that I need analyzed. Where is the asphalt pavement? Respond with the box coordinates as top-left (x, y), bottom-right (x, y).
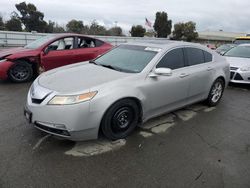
top-left (0, 80), bottom-right (250, 188)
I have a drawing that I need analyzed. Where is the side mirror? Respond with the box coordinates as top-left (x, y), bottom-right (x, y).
top-left (149, 68), bottom-right (172, 78)
top-left (43, 47), bottom-right (50, 55)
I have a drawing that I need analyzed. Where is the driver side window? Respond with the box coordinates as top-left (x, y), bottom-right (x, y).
top-left (156, 48), bottom-right (185, 70)
top-left (47, 37), bottom-right (74, 51)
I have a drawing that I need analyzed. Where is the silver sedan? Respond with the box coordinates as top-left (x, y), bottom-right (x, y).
top-left (224, 44), bottom-right (250, 84)
top-left (24, 41), bottom-right (230, 141)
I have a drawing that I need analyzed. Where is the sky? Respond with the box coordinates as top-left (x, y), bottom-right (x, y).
top-left (1, 0), bottom-right (250, 34)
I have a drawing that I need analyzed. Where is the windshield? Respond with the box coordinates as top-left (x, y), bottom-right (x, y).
top-left (24, 35), bottom-right (56, 49)
top-left (94, 45), bottom-right (159, 73)
top-left (224, 45), bottom-right (250, 58)
top-left (216, 44), bottom-right (234, 51)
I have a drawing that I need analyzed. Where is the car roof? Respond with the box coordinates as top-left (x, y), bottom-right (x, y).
top-left (239, 43), bottom-right (250, 47)
top-left (121, 40), bottom-right (207, 51)
top-left (47, 33), bottom-right (100, 40)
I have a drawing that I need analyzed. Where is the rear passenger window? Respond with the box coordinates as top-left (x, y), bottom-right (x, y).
top-left (203, 51), bottom-right (213, 62)
top-left (185, 48), bottom-right (205, 66)
top-left (95, 40), bottom-right (104, 47)
top-left (156, 48), bottom-right (185, 70)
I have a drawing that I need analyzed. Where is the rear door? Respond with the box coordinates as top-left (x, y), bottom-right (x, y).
top-left (73, 37), bottom-right (105, 62)
top-left (143, 48), bottom-right (191, 118)
top-left (41, 37), bottom-right (75, 70)
top-left (183, 47), bottom-right (215, 102)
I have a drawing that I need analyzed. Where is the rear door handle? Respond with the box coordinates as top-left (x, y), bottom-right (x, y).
top-left (179, 73), bottom-right (190, 78)
top-left (207, 67), bottom-right (213, 71)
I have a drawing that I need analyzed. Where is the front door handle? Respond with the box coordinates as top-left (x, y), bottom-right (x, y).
top-left (179, 73), bottom-right (190, 78)
top-left (207, 67), bottom-right (213, 71)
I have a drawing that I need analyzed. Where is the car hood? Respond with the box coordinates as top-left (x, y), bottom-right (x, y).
top-left (0, 47), bottom-right (33, 58)
top-left (38, 62), bottom-right (131, 93)
top-left (225, 56), bottom-right (250, 68)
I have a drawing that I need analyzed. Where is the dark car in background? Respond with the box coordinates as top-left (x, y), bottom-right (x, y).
top-left (0, 34), bottom-right (112, 83)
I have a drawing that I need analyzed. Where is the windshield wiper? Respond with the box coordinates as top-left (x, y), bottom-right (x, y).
top-left (99, 64), bottom-right (121, 71)
top-left (89, 60), bottom-right (98, 65)
top-left (89, 61), bottom-right (119, 71)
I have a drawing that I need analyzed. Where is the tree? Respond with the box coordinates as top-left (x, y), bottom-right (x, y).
top-left (144, 30), bottom-right (156, 37)
top-left (66, 19), bottom-right (85, 33)
top-left (172, 23), bottom-right (184, 40)
top-left (173, 21), bottom-right (198, 42)
top-left (53, 23), bottom-right (65, 33)
top-left (45, 20), bottom-right (65, 33)
top-left (153, 11), bottom-right (172, 38)
top-left (15, 2), bottom-right (47, 32)
top-left (45, 20), bottom-right (55, 33)
top-left (0, 15), bottom-right (4, 30)
top-left (88, 21), bottom-right (107, 35)
top-left (107, 27), bottom-right (123, 36)
top-left (183, 21), bottom-right (198, 42)
top-left (5, 13), bottom-right (22, 31)
top-left (130, 25), bottom-right (146, 37)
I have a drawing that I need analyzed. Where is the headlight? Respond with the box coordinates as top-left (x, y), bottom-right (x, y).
top-left (0, 59), bottom-right (7, 63)
top-left (240, 67), bottom-right (250, 71)
top-left (48, 91), bottom-right (97, 105)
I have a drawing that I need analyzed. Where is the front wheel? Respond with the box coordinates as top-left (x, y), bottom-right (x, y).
top-left (101, 99), bottom-right (140, 140)
top-left (8, 61), bottom-right (33, 83)
top-left (206, 78), bottom-right (225, 106)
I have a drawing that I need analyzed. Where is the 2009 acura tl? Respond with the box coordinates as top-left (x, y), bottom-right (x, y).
top-left (24, 41), bottom-right (230, 141)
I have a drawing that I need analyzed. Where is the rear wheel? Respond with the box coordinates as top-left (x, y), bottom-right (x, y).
top-left (8, 61), bottom-right (33, 83)
top-left (101, 99), bottom-right (140, 140)
top-left (206, 78), bottom-right (225, 106)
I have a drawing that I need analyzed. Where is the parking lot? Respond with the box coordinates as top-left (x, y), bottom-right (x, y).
top-left (0, 80), bottom-right (250, 188)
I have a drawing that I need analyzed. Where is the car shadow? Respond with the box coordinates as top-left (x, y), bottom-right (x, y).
top-left (0, 79), bottom-right (33, 86)
top-left (228, 83), bottom-right (250, 90)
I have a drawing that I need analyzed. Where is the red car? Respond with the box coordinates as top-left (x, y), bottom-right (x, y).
top-left (0, 34), bottom-right (112, 83)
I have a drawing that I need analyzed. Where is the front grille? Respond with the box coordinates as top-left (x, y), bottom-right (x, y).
top-left (230, 72), bottom-right (235, 79)
top-left (230, 67), bottom-right (238, 71)
top-left (35, 122), bottom-right (70, 136)
top-left (234, 73), bottom-right (244, 80)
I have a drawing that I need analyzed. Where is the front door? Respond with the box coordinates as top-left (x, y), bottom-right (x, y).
top-left (142, 48), bottom-right (191, 119)
top-left (41, 37), bottom-right (75, 70)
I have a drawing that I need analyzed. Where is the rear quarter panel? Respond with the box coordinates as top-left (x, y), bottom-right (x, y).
top-left (213, 53), bottom-right (230, 86)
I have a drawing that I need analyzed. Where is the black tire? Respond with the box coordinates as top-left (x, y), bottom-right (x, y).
top-left (101, 99), bottom-right (140, 140)
top-left (8, 61), bottom-right (33, 83)
top-left (206, 78), bottom-right (225, 106)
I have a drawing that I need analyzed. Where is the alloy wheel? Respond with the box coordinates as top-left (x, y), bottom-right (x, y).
top-left (211, 82), bottom-right (223, 103)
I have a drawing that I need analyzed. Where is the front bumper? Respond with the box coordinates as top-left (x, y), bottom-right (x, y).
top-left (230, 68), bottom-right (250, 84)
top-left (0, 61), bottom-right (14, 80)
top-left (25, 87), bottom-right (102, 141)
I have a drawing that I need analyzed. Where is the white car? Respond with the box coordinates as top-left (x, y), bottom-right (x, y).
top-left (224, 44), bottom-right (250, 84)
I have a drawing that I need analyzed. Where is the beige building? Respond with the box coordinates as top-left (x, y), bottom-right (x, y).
top-left (197, 30), bottom-right (247, 45)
